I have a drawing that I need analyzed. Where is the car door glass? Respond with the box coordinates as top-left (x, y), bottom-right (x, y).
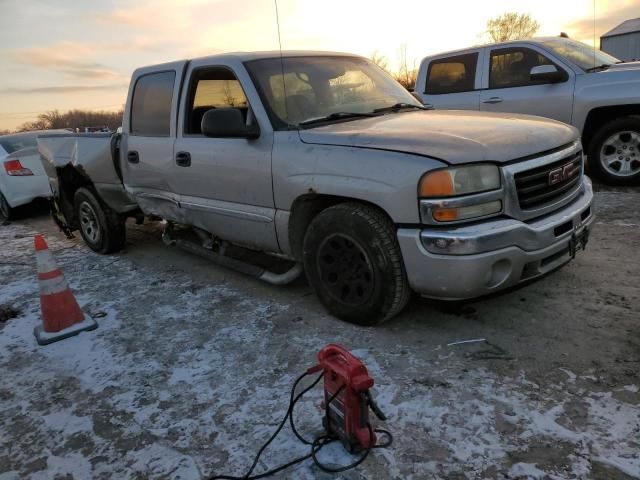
top-left (489, 48), bottom-right (557, 88)
top-left (131, 71), bottom-right (175, 136)
top-left (185, 68), bottom-right (250, 135)
top-left (425, 53), bottom-right (478, 94)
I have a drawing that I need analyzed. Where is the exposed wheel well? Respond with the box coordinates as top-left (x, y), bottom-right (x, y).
top-left (582, 105), bottom-right (640, 151)
top-left (56, 165), bottom-right (93, 229)
top-left (287, 194), bottom-right (392, 261)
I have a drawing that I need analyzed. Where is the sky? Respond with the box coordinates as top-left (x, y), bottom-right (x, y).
top-left (0, 0), bottom-right (638, 131)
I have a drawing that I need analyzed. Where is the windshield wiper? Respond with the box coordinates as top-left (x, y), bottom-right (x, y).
top-left (373, 103), bottom-right (428, 113)
top-left (585, 63), bottom-right (612, 72)
top-left (298, 112), bottom-right (379, 127)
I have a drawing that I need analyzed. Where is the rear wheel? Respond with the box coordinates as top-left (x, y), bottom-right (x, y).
top-left (588, 117), bottom-right (640, 185)
top-left (74, 187), bottom-right (126, 254)
top-left (0, 190), bottom-right (12, 222)
top-left (303, 202), bottom-right (410, 325)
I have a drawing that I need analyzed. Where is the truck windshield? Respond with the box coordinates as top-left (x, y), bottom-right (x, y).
top-left (540, 38), bottom-right (621, 72)
top-left (245, 56), bottom-right (423, 129)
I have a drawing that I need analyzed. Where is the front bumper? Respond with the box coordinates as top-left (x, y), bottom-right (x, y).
top-left (398, 177), bottom-right (594, 300)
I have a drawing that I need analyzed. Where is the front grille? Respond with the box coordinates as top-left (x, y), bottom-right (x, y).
top-left (514, 153), bottom-right (582, 210)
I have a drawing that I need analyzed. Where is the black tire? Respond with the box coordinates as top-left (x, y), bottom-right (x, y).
top-left (74, 187), bottom-right (126, 254)
top-left (303, 202), bottom-right (410, 326)
top-left (588, 116), bottom-right (640, 185)
top-left (0, 190), bottom-right (12, 222)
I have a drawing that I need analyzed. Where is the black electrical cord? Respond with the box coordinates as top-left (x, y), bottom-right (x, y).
top-left (208, 371), bottom-right (392, 480)
top-left (208, 371), bottom-right (324, 480)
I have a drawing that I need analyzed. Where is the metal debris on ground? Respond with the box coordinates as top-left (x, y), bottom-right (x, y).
top-left (447, 338), bottom-right (486, 346)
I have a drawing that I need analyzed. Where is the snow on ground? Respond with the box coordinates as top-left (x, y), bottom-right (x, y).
top-left (1, 221), bottom-right (639, 479)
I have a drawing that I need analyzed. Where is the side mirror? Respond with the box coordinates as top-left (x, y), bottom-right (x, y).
top-left (530, 65), bottom-right (567, 83)
top-left (201, 108), bottom-right (260, 139)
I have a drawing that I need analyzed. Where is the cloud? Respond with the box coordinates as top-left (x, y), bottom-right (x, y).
top-left (1, 84), bottom-right (129, 95)
top-left (11, 44), bottom-right (125, 80)
top-left (563, 0), bottom-right (640, 42)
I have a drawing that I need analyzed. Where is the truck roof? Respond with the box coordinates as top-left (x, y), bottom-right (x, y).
top-left (137, 50), bottom-right (364, 72)
top-left (420, 37), bottom-right (562, 60)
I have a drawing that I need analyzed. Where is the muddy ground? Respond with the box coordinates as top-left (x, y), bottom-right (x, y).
top-left (0, 186), bottom-right (638, 480)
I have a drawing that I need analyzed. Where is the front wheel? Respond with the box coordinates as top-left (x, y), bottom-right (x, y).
top-left (588, 117), bottom-right (640, 185)
top-left (0, 190), bottom-right (12, 222)
top-left (74, 187), bottom-right (126, 254)
top-left (303, 203), bottom-right (410, 326)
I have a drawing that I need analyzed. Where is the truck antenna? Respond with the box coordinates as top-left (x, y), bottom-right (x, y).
top-left (593, 0), bottom-right (596, 66)
top-left (274, 0), bottom-right (291, 128)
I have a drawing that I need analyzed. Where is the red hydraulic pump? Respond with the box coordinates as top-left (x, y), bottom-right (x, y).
top-left (316, 344), bottom-right (388, 452)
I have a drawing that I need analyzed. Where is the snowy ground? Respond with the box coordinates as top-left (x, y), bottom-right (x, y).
top-left (0, 189), bottom-right (639, 480)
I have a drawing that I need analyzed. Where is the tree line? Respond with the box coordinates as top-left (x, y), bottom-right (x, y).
top-left (13, 109), bottom-right (124, 133)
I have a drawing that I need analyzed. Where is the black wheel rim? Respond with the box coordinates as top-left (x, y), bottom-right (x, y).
top-left (317, 233), bottom-right (375, 306)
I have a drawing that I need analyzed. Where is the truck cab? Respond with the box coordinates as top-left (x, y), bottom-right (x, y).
top-left (415, 37), bottom-right (640, 185)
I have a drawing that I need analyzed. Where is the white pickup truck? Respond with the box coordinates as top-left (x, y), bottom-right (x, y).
top-left (415, 37), bottom-right (640, 185)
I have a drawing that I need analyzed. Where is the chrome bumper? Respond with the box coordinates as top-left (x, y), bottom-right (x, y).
top-left (398, 177), bottom-right (594, 300)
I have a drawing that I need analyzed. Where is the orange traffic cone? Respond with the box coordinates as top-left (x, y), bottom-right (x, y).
top-left (33, 234), bottom-right (97, 345)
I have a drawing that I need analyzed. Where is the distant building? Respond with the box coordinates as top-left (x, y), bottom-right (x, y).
top-left (600, 18), bottom-right (640, 62)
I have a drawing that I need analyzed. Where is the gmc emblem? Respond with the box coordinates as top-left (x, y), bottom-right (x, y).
top-left (548, 162), bottom-right (580, 186)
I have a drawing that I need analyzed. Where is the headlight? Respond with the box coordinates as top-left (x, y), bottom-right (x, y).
top-left (418, 164), bottom-right (500, 197)
top-left (431, 200), bottom-right (502, 222)
top-left (418, 164), bottom-right (503, 223)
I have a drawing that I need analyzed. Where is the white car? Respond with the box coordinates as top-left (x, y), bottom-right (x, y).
top-left (0, 130), bottom-right (66, 221)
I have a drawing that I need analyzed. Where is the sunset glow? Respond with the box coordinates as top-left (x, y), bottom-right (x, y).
top-left (0, 0), bottom-right (638, 130)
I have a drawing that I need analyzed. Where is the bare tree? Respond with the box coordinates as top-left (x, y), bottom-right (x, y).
top-left (17, 109), bottom-right (124, 132)
top-left (486, 12), bottom-right (540, 43)
top-left (394, 44), bottom-right (418, 91)
top-left (370, 50), bottom-right (389, 72)
top-left (222, 81), bottom-right (237, 107)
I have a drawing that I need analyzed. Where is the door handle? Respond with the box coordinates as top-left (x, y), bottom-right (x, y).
top-left (175, 151), bottom-right (191, 167)
top-left (482, 97), bottom-right (503, 104)
top-left (127, 151), bottom-right (139, 164)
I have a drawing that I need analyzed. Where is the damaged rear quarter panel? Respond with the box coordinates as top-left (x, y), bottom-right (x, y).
top-left (38, 133), bottom-right (137, 214)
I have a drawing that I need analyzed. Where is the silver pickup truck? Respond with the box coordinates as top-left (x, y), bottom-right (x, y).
top-left (415, 37), bottom-right (640, 185)
top-left (39, 51), bottom-right (594, 325)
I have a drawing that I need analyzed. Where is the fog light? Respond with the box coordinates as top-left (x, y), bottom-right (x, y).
top-left (433, 201), bottom-right (502, 222)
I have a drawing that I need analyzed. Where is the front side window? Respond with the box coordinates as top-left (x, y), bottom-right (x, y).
top-left (245, 56), bottom-right (422, 128)
top-left (184, 68), bottom-right (249, 135)
top-left (130, 71), bottom-right (175, 136)
top-left (425, 53), bottom-right (478, 94)
top-left (489, 48), bottom-right (558, 88)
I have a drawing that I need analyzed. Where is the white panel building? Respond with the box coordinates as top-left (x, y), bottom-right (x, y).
top-left (600, 18), bottom-right (640, 62)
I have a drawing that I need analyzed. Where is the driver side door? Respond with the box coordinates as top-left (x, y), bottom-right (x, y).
top-left (170, 62), bottom-right (278, 252)
top-left (479, 46), bottom-right (575, 125)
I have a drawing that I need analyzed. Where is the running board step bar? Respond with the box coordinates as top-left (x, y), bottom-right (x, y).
top-left (162, 223), bottom-right (303, 285)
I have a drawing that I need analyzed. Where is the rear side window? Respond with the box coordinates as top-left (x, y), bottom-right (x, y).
top-left (0, 134), bottom-right (37, 154)
top-left (130, 71), bottom-right (176, 136)
top-left (425, 53), bottom-right (478, 94)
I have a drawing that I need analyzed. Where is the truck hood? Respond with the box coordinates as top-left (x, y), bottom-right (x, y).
top-left (298, 110), bottom-right (578, 164)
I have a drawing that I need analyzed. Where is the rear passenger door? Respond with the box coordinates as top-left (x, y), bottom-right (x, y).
top-left (417, 50), bottom-right (483, 110)
top-left (479, 46), bottom-right (575, 124)
top-left (121, 62), bottom-right (186, 222)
